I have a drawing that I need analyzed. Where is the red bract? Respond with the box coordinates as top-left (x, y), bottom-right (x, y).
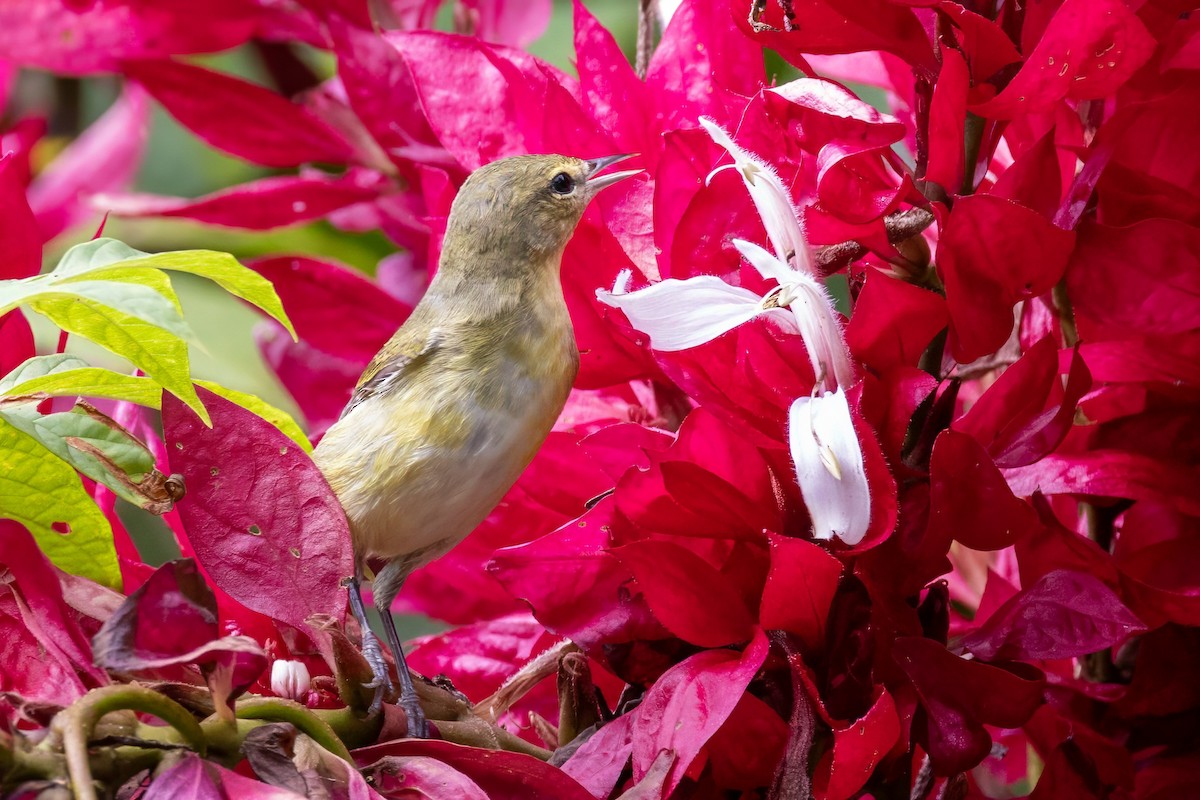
top-left (1068, 218), bottom-right (1200, 336)
top-left (970, 0), bottom-right (1156, 119)
top-left (0, 153), bottom-right (41, 280)
top-left (954, 336), bottom-right (1091, 468)
top-left (92, 560), bottom-right (268, 702)
top-left (100, 171), bottom-right (391, 231)
top-left (489, 497), bottom-right (667, 650)
top-left (735, 0), bottom-right (936, 72)
top-left (629, 629), bottom-right (769, 796)
top-left (760, 534), bottom-right (842, 650)
top-left (960, 569), bottom-right (1146, 661)
top-left (936, 195), bottom-right (1077, 362)
top-left (811, 687), bottom-right (900, 800)
top-left (143, 754), bottom-right (307, 800)
top-left (249, 255), bottom-right (410, 364)
top-left (0, 0), bottom-right (268, 75)
top-left (162, 386), bottom-right (352, 633)
top-left (614, 539), bottom-right (757, 649)
top-left (927, 430), bottom-right (1038, 551)
top-left (0, 521), bottom-right (107, 706)
top-left (847, 272), bottom-right (947, 371)
top-left (893, 636), bottom-right (1044, 775)
top-left (124, 59), bottom-right (356, 168)
top-left (355, 740), bottom-right (594, 800)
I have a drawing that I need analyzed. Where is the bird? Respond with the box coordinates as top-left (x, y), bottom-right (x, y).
top-left (312, 153), bottom-right (640, 736)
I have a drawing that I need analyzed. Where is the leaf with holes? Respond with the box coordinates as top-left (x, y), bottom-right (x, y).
top-left (162, 385), bottom-right (351, 630)
top-left (0, 416), bottom-right (118, 586)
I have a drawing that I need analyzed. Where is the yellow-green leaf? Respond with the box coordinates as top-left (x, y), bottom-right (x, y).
top-left (29, 290), bottom-right (205, 423)
top-left (0, 355), bottom-right (92, 394)
top-left (52, 237), bottom-right (147, 276)
top-left (0, 404), bottom-right (156, 504)
top-left (0, 416), bottom-right (120, 588)
top-left (2, 367), bottom-right (162, 408)
top-left (63, 242), bottom-right (297, 343)
top-left (196, 380), bottom-right (312, 453)
top-left (61, 267), bottom-right (185, 315)
top-left (96, 247), bottom-right (295, 340)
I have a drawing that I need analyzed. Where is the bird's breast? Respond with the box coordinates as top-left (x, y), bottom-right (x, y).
top-left (315, 311), bottom-right (578, 567)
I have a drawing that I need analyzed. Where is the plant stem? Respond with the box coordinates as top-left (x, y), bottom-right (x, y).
top-left (53, 685), bottom-right (206, 800)
top-left (234, 698), bottom-right (354, 762)
top-left (960, 112), bottom-right (985, 195)
top-left (1051, 280), bottom-right (1080, 349)
top-left (436, 720), bottom-right (552, 760)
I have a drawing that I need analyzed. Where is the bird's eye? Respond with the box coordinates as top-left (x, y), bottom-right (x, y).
top-left (550, 172), bottom-right (575, 195)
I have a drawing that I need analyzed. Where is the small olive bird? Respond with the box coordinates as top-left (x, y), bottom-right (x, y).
top-left (313, 154), bottom-right (639, 736)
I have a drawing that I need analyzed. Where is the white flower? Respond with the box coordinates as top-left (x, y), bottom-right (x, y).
top-left (699, 116), bottom-right (813, 275)
top-left (270, 659), bottom-right (311, 701)
top-left (789, 388), bottom-right (871, 545)
top-left (598, 270), bottom-right (796, 352)
top-left (596, 118), bottom-right (873, 545)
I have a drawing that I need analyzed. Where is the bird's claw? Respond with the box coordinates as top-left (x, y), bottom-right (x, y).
top-left (360, 629), bottom-right (394, 714)
top-left (401, 693), bottom-right (430, 739)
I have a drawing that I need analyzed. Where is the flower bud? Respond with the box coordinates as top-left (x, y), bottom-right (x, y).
top-left (270, 659), bottom-right (311, 701)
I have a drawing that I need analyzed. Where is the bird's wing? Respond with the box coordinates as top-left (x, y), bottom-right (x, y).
top-left (340, 328), bottom-right (442, 419)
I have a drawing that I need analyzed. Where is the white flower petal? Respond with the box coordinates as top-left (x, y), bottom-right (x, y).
top-left (788, 389), bottom-right (871, 545)
top-left (700, 116), bottom-right (814, 274)
top-left (731, 240), bottom-right (855, 390)
top-left (732, 238), bottom-right (796, 285)
top-left (597, 276), bottom-right (765, 351)
top-left (609, 268), bottom-right (633, 295)
top-left (788, 276), bottom-right (856, 390)
top-left (698, 116), bottom-right (741, 163)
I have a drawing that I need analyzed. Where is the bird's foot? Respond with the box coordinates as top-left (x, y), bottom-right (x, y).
top-left (360, 628), bottom-right (394, 714)
top-left (400, 691), bottom-right (429, 739)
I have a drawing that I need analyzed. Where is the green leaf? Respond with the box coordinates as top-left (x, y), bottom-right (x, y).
top-left (0, 403), bottom-right (156, 501)
top-left (62, 267), bottom-right (185, 315)
top-left (30, 280), bottom-right (192, 338)
top-left (0, 238), bottom-right (298, 425)
top-left (196, 380), bottom-right (312, 453)
top-left (0, 354), bottom-right (92, 394)
top-left (52, 237), bottom-right (148, 275)
top-left (120, 250), bottom-right (297, 340)
top-left (0, 416), bottom-right (120, 588)
top-left (28, 287), bottom-right (204, 421)
top-left (51, 238), bottom-right (296, 340)
top-left (1, 365), bottom-right (162, 408)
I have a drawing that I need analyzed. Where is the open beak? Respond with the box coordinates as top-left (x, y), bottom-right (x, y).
top-left (584, 154), bottom-right (642, 193)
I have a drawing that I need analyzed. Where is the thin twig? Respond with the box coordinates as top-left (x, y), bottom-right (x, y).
top-left (812, 208), bottom-right (936, 274)
top-left (636, 0), bottom-right (657, 79)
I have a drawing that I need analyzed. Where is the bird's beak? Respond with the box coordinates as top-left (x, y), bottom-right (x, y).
top-left (584, 154), bottom-right (642, 193)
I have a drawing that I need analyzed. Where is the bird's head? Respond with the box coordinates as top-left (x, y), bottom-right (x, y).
top-left (442, 154), bottom-right (641, 263)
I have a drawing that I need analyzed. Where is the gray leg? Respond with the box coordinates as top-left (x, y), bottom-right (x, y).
top-left (347, 563), bottom-right (392, 714)
top-left (372, 559), bottom-right (429, 738)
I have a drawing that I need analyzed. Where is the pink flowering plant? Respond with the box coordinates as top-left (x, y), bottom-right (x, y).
top-left (0, 0), bottom-right (1197, 797)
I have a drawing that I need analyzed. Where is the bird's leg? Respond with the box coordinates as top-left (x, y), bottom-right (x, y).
top-left (372, 559), bottom-right (429, 738)
top-left (346, 567), bottom-right (392, 714)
